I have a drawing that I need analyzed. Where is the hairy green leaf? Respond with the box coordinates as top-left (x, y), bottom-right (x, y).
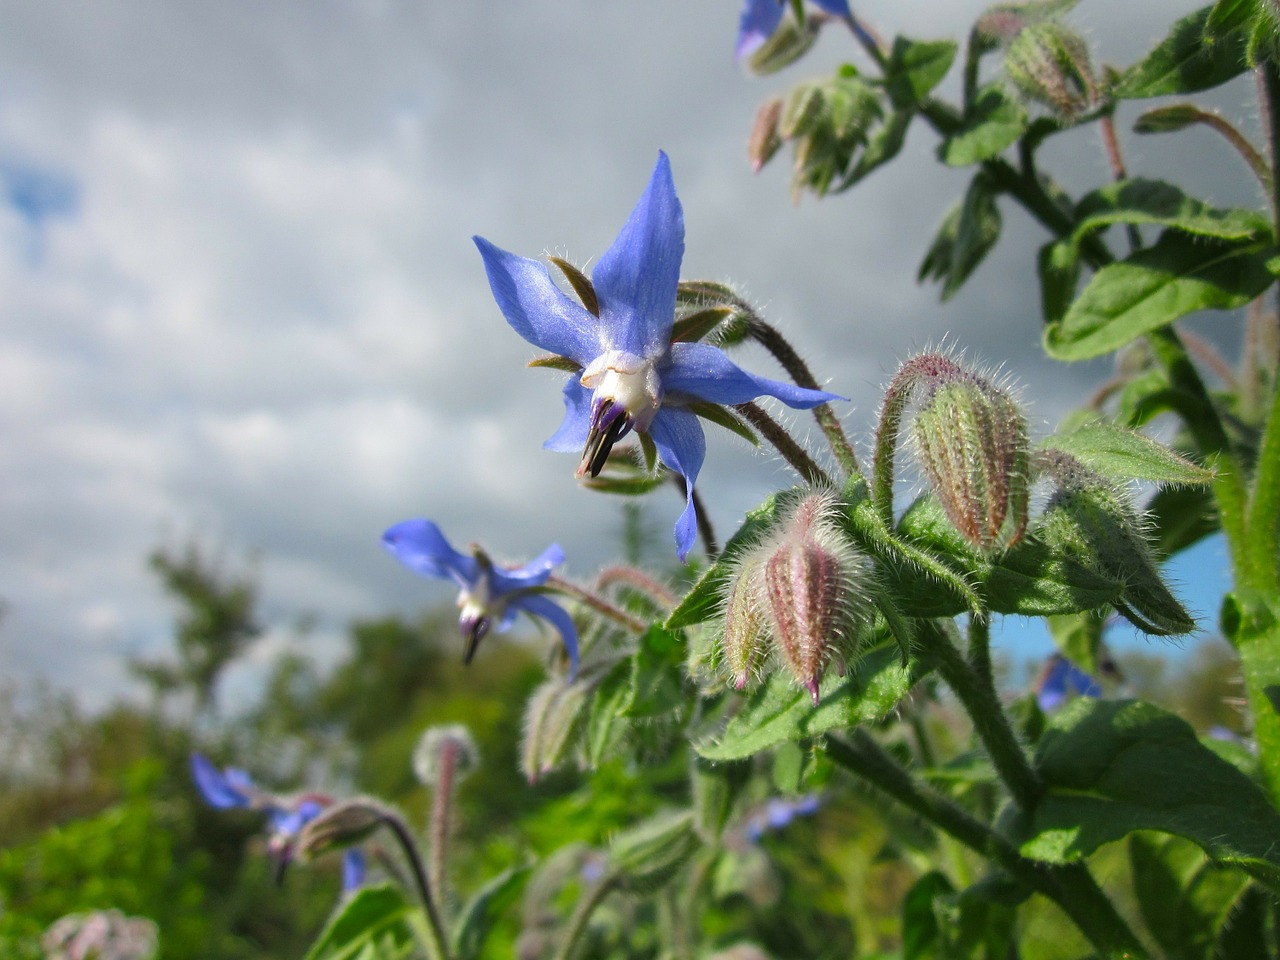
top-left (939, 85), bottom-right (1027, 166)
top-left (452, 865), bottom-right (532, 960)
top-left (886, 37), bottom-right (958, 109)
top-left (1040, 422), bottom-right (1213, 485)
top-left (303, 885), bottom-right (417, 960)
top-left (1114, 5), bottom-right (1250, 98)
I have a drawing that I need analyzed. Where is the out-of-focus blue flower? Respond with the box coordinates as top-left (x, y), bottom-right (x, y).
top-left (474, 152), bottom-right (841, 560)
top-left (382, 518), bottom-right (580, 675)
top-left (1035, 653), bottom-right (1101, 712)
top-left (190, 753), bottom-right (365, 891)
top-left (736, 0), bottom-right (853, 62)
top-left (745, 794), bottom-right (822, 842)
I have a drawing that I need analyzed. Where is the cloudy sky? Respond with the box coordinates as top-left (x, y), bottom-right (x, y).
top-left (0, 1), bottom-right (1252, 708)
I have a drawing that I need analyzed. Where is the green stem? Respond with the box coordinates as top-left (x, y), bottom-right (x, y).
top-left (824, 731), bottom-right (1148, 959)
top-left (918, 620), bottom-right (1043, 810)
top-left (1247, 372), bottom-right (1280, 592)
top-left (427, 738), bottom-right (457, 912)
top-left (747, 319), bottom-right (861, 478)
top-left (379, 810), bottom-right (451, 960)
top-left (552, 871), bottom-right (621, 960)
top-left (735, 401), bottom-right (832, 487)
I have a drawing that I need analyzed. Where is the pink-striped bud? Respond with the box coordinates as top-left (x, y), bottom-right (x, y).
top-left (743, 492), bottom-right (872, 704)
top-left (909, 359), bottom-right (1029, 553)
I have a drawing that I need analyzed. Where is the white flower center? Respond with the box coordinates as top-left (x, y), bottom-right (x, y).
top-left (580, 350), bottom-right (662, 430)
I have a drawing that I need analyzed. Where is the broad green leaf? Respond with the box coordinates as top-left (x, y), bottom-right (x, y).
top-left (889, 494), bottom-right (1121, 618)
top-left (695, 642), bottom-right (923, 761)
top-left (1038, 238), bottom-right (1080, 324)
top-left (1071, 179), bottom-right (1271, 246)
top-left (1045, 231), bottom-right (1275, 361)
top-left (666, 487), bottom-right (805, 630)
top-left (1114, 5), bottom-right (1250, 99)
top-left (885, 37), bottom-right (958, 109)
top-left (1206, 0), bottom-right (1260, 37)
top-left (1009, 699), bottom-right (1280, 892)
top-left (303, 885), bottom-right (417, 960)
top-left (918, 173), bottom-right (1003, 300)
top-left (1129, 832), bottom-right (1250, 960)
top-left (939, 85), bottom-right (1028, 166)
top-left (452, 865), bottom-right (532, 960)
top-left (1040, 422), bottom-right (1213, 485)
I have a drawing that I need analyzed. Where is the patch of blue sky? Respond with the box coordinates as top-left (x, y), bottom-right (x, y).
top-left (0, 155), bottom-right (79, 263)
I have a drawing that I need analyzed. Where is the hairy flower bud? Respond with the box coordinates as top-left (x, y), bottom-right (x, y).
top-left (413, 724), bottom-right (479, 787)
top-left (908, 359), bottom-right (1029, 553)
top-left (1004, 22), bottom-right (1098, 120)
top-left (720, 548), bottom-right (771, 690)
top-left (746, 17), bottom-right (820, 75)
top-left (749, 492), bottom-right (873, 703)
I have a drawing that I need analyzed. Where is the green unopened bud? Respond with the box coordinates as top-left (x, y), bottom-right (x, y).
top-left (780, 82), bottom-right (826, 140)
top-left (520, 661), bottom-right (617, 782)
top-left (1036, 451), bottom-right (1194, 635)
top-left (721, 548), bottom-right (771, 690)
top-left (909, 359), bottom-right (1029, 553)
top-left (295, 798), bottom-right (387, 862)
top-left (746, 18), bottom-right (819, 75)
top-left (748, 98), bottom-right (784, 174)
top-left (1004, 22), bottom-right (1097, 120)
top-left (606, 810), bottom-right (697, 893)
top-left (756, 492), bottom-right (873, 704)
top-left (413, 724), bottom-right (479, 787)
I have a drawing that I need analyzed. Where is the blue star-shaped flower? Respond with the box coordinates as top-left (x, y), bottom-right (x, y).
top-left (737, 0), bottom-right (852, 62)
top-left (381, 518), bottom-right (580, 675)
top-left (474, 152), bottom-right (841, 560)
top-left (190, 753), bottom-right (366, 890)
top-left (1034, 653), bottom-right (1102, 712)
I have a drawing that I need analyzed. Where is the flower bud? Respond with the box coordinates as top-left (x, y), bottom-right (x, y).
top-left (745, 17), bottom-right (819, 75)
top-left (295, 798), bottom-right (386, 862)
top-left (720, 547), bottom-right (771, 690)
top-left (748, 97), bottom-right (784, 174)
top-left (413, 723), bottom-right (479, 787)
top-left (606, 810), bottom-right (698, 893)
top-left (909, 360), bottom-right (1029, 553)
top-left (756, 492), bottom-right (872, 703)
top-left (1004, 22), bottom-right (1097, 120)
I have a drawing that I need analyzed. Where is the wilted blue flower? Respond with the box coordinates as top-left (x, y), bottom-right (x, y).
top-left (1034, 653), bottom-right (1101, 712)
top-left (737, 0), bottom-right (852, 62)
top-left (382, 518), bottom-right (580, 674)
top-left (190, 753), bottom-right (365, 890)
top-left (474, 152), bottom-right (840, 560)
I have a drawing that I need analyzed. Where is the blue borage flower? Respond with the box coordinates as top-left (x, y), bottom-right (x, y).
top-left (1034, 652), bottom-right (1101, 712)
top-left (381, 518), bottom-right (580, 676)
top-left (474, 152), bottom-right (841, 560)
top-left (190, 753), bottom-right (366, 889)
top-left (737, 0), bottom-right (852, 62)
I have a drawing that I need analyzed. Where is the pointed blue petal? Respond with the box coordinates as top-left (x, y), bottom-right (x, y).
top-left (342, 849), bottom-right (367, 891)
top-left (592, 152), bottom-right (684, 359)
top-left (736, 0), bottom-right (785, 61)
top-left (664, 341), bottom-right (845, 409)
top-left (490, 543), bottom-right (565, 595)
top-left (382, 519), bottom-right (479, 589)
top-left (543, 378), bottom-right (592, 453)
top-left (514, 592), bottom-right (581, 679)
top-left (813, 0), bottom-right (852, 16)
top-left (648, 409), bottom-right (707, 562)
top-left (474, 236), bottom-right (600, 365)
top-left (191, 753), bottom-right (253, 809)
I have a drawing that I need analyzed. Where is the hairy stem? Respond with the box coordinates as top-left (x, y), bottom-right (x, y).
top-left (546, 576), bottom-right (648, 634)
top-left (595, 565), bottom-right (677, 608)
top-left (552, 871), bottom-right (621, 960)
top-left (735, 402), bottom-right (832, 487)
top-left (379, 810), bottom-right (451, 960)
top-left (428, 737), bottom-right (457, 910)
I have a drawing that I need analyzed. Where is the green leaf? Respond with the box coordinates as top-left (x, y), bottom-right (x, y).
top-left (1046, 610), bottom-right (1105, 675)
top-left (902, 871), bottom-right (953, 960)
top-left (1146, 484), bottom-right (1219, 556)
top-left (918, 173), bottom-right (1003, 300)
top-left (1129, 833), bottom-right (1250, 960)
top-left (1040, 422), bottom-right (1213, 485)
top-left (695, 642), bottom-right (923, 761)
top-left (1133, 103), bottom-right (1205, 134)
top-left (1038, 238), bottom-right (1080, 324)
top-left (1206, 0), bottom-right (1260, 37)
top-left (1114, 5), bottom-right (1250, 98)
top-left (1009, 699), bottom-right (1280, 892)
top-left (1045, 231), bottom-right (1275, 361)
top-left (842, 108), bottom-right (912, 188)
top-left (671, 306), bottom-right (733, 343)
top-left (452, 865), bottom-right (532, 960)
top-left (939, 85), bottom-right (1028, 167)
top-left (886, 37), bottom-right (958, 110)
top-left (303, 885), bottom-right (417, 960)
top-left (1215, 883), bottom-right (1273, 960)
top-left (1072, 178), bottom-right (1271, 245)
top-left (607, 810), bottom-right (698, 892)
top-left (586, 659), bottom-right (635, 767)
top-left (624, 625), bottom-right (686, 719)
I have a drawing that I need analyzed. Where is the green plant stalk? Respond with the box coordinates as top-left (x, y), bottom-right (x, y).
top-left (552, 870), bottom-right (621, 960)
top-left (824, 731), bottom-right (1149, 959)
top-left (1247, 372), bottom-right (1280, 593)
top-left (545, 575), bottom-right (648, 634)
top-left (734, 401), bottom-right (832, 487)
top-left (428, 737), bottom-right (457, 911)
top-left (917, 620), bottom-right (1042, 811)
top-left (379, 810), bottom-right (451, 960)
top-left (1234, 602), bottom-right (1280, 802)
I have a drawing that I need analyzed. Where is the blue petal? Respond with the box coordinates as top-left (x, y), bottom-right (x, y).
top-left (648, 408), bottom-right (707, 562)
top-left (543, 377), bottom-right (593, 453)
top-left (514, 592), bottom-right (581, 678)
top-left (812, 0), bottom-right (852, 16)
top-left (342, 849), bottom-right (367, 891)
top-left (736, 0), bottom-right (785, 61)
top-left (191, 753), bottom-right (253, 809)
top-left (663, 341), bottom-right (845, 409)
top-left (382, 519), bottom-right (479, 589)
top-left (591, 152), bottom-right (684, 359)
top-left (490, 542), bottom-right (565, 596)
top-left (474, 236), bottom-right (600, 365)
